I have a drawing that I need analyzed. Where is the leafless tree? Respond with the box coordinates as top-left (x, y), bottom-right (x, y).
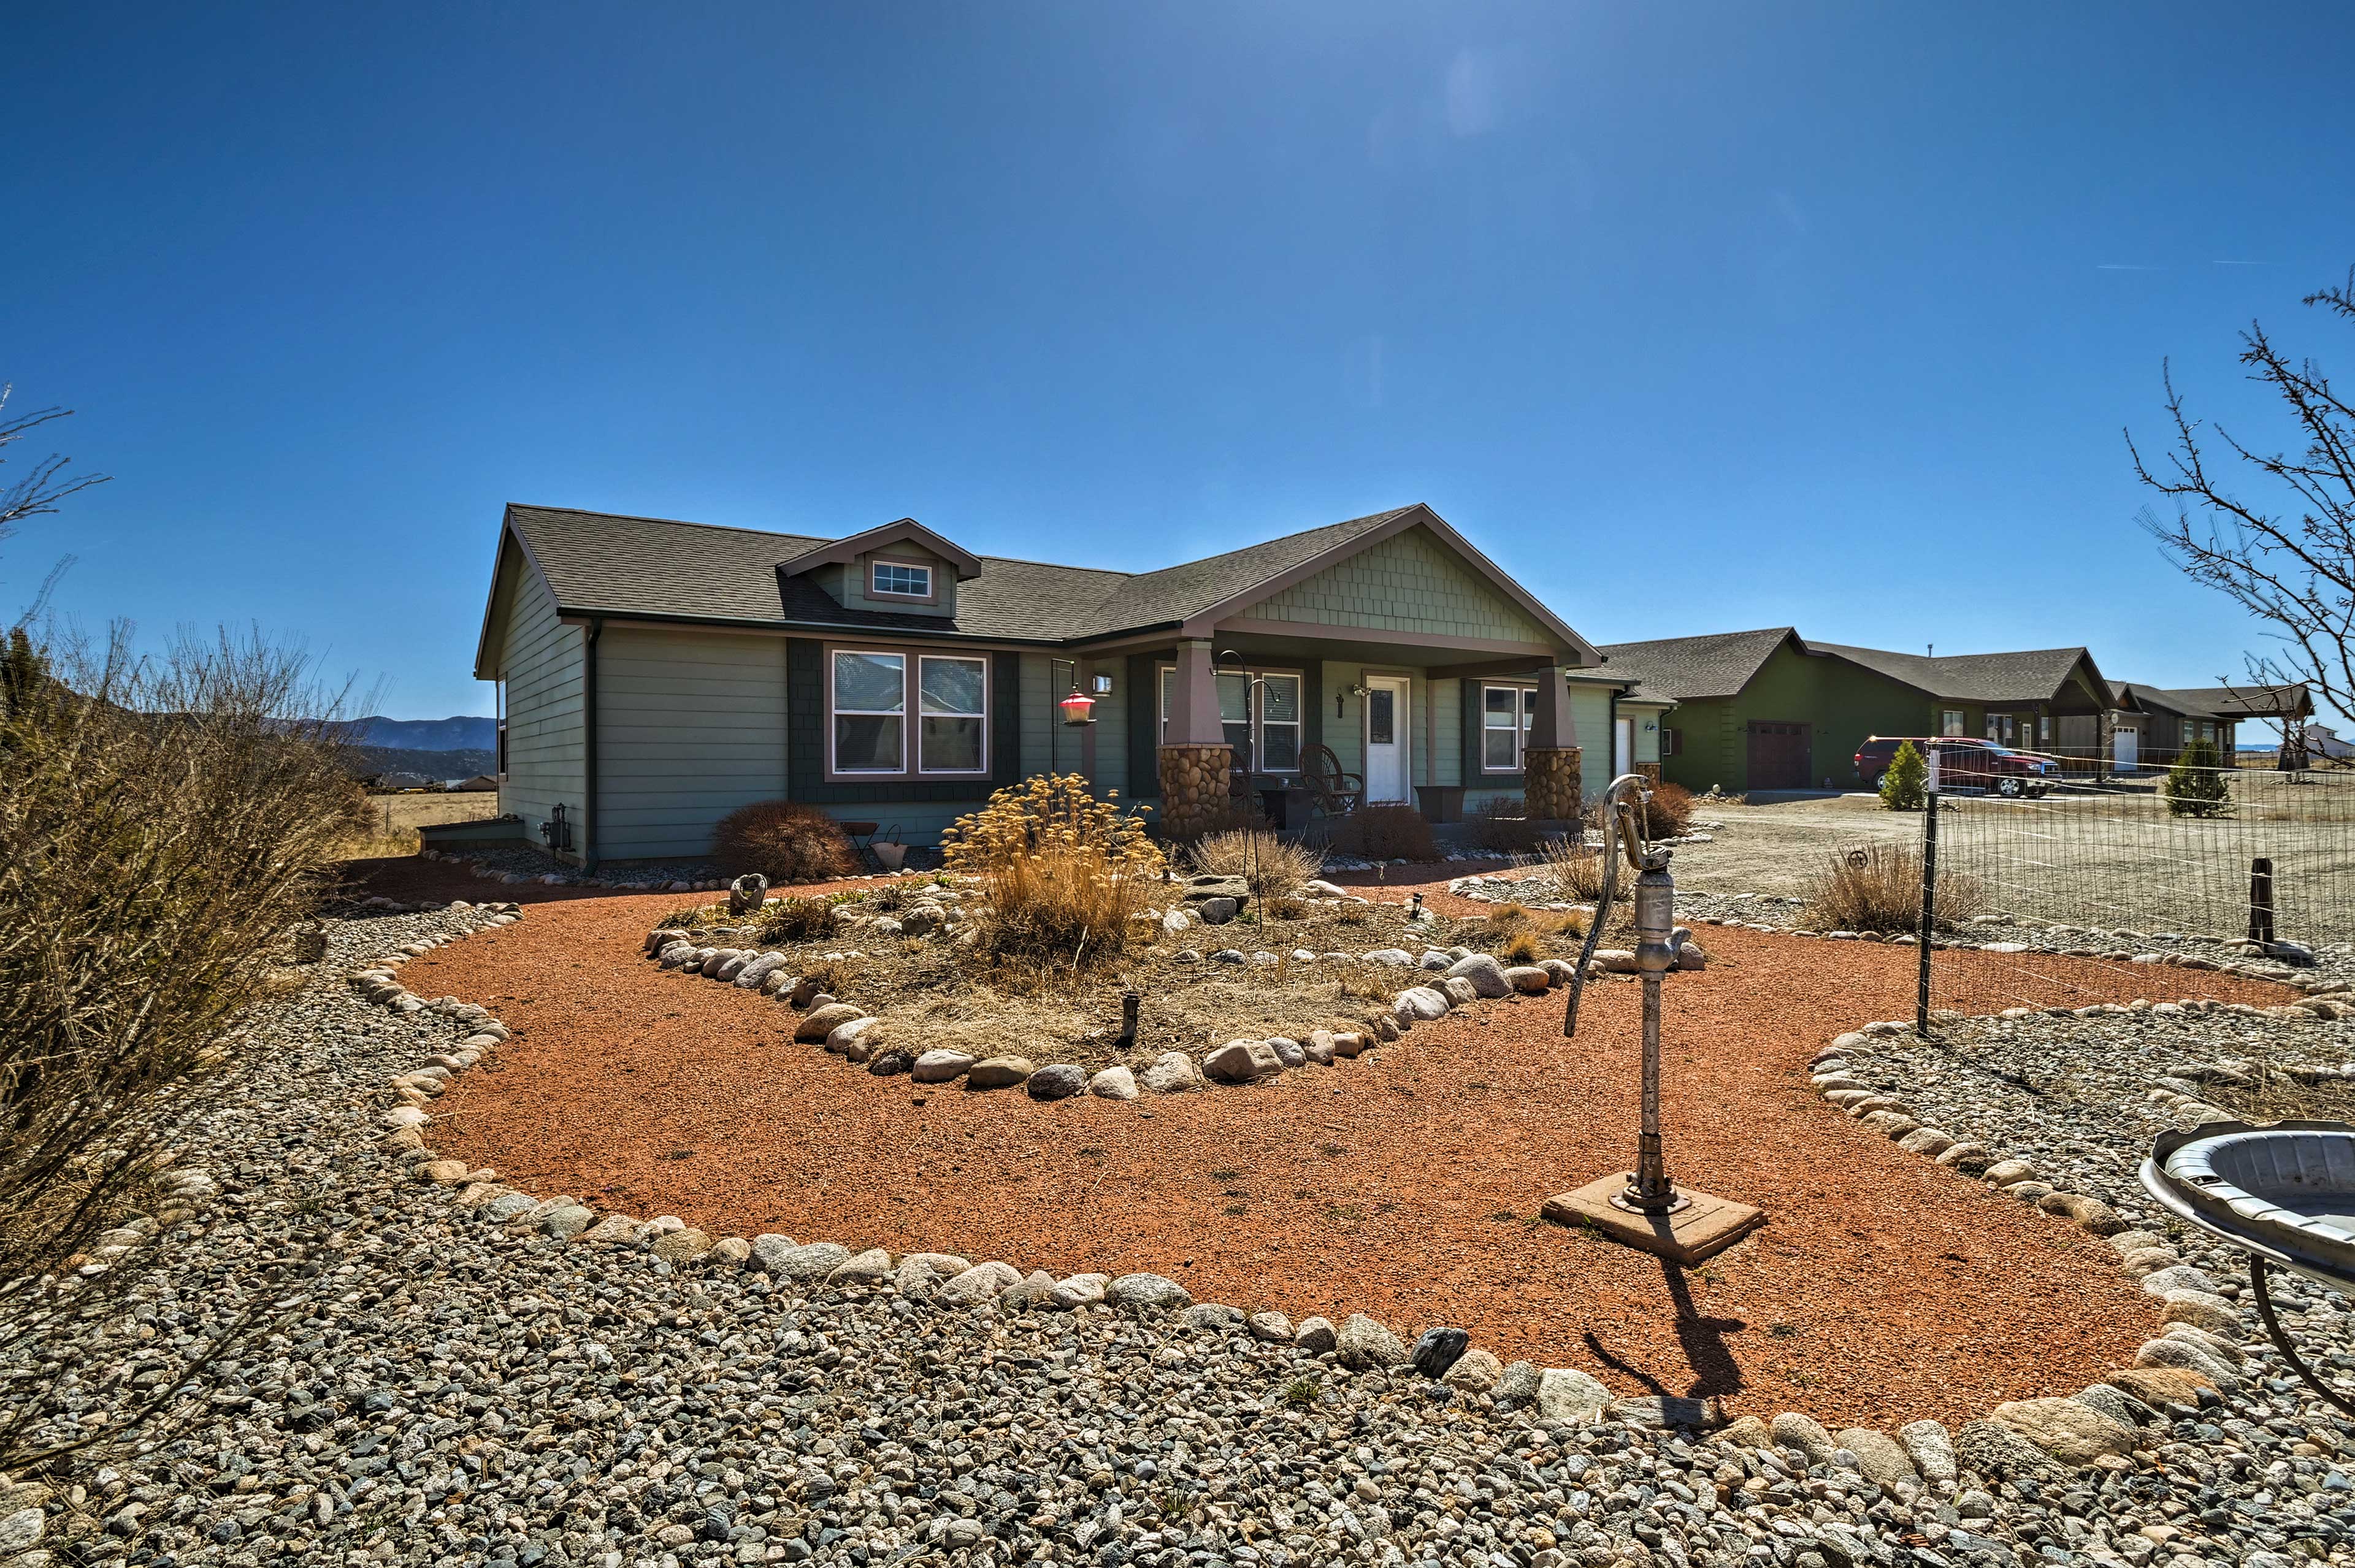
top-left (0, 386), bottom-right (110, 545)
top-left (2128, 269), bottom-right (2355, 727)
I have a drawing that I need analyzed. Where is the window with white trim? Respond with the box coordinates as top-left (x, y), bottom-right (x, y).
top-left (1480, 684), bottom-right (1536, 772)
top-left (1157, 665), bottom-right (1303, 773)
top-left (917, 655), bottom-right (986, 773)
top-left (1940, 709), bottom-right (1966, 737)
top-left (870, 560), bottom-right (933, 599)
top-left (1985, 712), bottom-right (2016, 744)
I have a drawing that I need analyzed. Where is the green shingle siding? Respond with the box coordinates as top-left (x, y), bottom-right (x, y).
top-left (1252, 528), bottom-right (1549, 643)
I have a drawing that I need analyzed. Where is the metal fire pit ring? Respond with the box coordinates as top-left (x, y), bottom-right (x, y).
top-left (2140, 1120), bottom-right (2355, 1415)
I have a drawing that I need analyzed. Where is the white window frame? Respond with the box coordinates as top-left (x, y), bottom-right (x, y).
top-left (1479, 683), bottom-right (1537, 774)
top-left (915, 654), bottom-right (989, 777)
top-left (869, 560), bottom-right (934, 600)
top-left (1941, 709), bottom-right (1966, 737)
top-left (829, 649), bottom-right (908, 776)
top-left (1156, 664), bottom-right (1304, 775)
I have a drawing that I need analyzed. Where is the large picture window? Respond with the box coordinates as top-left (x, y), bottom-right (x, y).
top-left (1480, 684), bottom-right (1536, 773)
top-left (1158, 665), bottom-right (1303, 773)
top-left (830, 648), bottom-right (988, 779)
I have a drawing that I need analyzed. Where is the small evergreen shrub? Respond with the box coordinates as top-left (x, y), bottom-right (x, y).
top-left (1879, 741), bottom-right (1927, 812)
top-left (711, 800), bottom-right (857, 884)
top-left (2164, 737), bottom-right (2234, 818)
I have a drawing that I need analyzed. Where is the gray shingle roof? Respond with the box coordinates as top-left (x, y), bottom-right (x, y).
top-left (502, 502), bottom-right (1434, 646)
top-left (1591, 629), bottom-right (1799, 702)
top-left (1807, 642), bottom-right (2097, 704)
top-left (2114, 681), bottom-right (2311, 720)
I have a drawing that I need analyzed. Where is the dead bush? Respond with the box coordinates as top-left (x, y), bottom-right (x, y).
top-left (711, 800), bottom-right (856, 885)
top-left (750, 896), bottom-right (838, 945)
top-left (1582, 780), bottom-right (1696, 843)
top-left (1801, 843), bottom-right (1985, 934)
top-left (1187, 828), bottom-right (1325, 898)
top-left (941, 774), bottom-right (1164, 968)
top-left (1536, 835), bottom-right (1628, 903)
top-left (0, 624), bottom-right (364, 1466)
top-left (1468, 796), bottom-right (1544, 856)
top-left (1499, 930), bottom-right (1542, 965)
top-left (1328, 803), bottom-right (1438, 862)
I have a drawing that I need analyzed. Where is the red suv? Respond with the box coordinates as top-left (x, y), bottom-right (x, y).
top-left (1854, 736), bottom-right (2057, 797)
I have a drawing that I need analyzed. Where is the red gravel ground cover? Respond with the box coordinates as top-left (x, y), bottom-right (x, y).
top-left (378, 855), bottom-right (2294, 1428)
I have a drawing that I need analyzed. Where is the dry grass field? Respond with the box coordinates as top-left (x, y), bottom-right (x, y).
top-left (336, 790), bottom-right (502, 859)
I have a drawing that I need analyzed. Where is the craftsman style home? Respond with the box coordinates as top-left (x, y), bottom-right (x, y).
top-left (464, 503), bottom-right (1663, 867)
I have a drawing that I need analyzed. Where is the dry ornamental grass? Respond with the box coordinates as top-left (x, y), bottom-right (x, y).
top-left (1801, 841), bottom-right (1985, 934)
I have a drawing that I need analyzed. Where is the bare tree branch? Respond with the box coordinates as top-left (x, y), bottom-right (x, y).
top-left (0, 384), bottom-right (112, 545)
top-left (2129, 269), bottom-right (2355, 727)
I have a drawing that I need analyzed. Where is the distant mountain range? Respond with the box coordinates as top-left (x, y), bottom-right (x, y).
top-left (352, 744), bottom-right (498, 783)
top-left (343, 715), bottom-right (497, 751)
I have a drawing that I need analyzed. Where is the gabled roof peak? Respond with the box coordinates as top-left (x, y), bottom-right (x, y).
top-left (778, 518), bottom-right (984, 580)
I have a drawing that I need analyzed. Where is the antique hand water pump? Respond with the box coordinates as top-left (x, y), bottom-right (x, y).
top-left (1544, 774), bottom-right (1766, 1263)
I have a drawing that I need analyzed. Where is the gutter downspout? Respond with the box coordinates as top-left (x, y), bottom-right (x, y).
top-left (584, 617), bottom-right (603, 870)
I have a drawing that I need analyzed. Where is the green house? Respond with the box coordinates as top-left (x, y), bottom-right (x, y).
top-left (1597, 629), bottom-right (2115, 792)
top-left (467, 502), bottom-right (1664, 867)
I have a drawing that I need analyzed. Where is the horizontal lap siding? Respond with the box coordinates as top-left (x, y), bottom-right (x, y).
top-left (497, 565), bottom-right (585, 847)
top-left (597, 628), bottom-right (788, 862)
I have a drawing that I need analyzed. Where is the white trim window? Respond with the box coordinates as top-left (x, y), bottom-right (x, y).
top-left (1157, 665), bottom-right (1303, 773)
top-left (870, 560), bottom-right (933, 599)
top-left (1480, 684), bottom-right (1536, 773)
top-left (1940, 709), bottom-right (1966, 737)
top-left (917, 655), bottom-right (987, 773)
top-left (831, 650), bottom-right (906, 773)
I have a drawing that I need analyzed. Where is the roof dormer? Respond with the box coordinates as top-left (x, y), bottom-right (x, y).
top-left (777, 518), bottom-right (982, 620)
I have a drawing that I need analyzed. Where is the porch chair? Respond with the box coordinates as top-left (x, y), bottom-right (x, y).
top-left (1301, 744), bottom-right (1365, 818)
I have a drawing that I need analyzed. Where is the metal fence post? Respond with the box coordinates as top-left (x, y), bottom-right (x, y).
top-left (1916, 748), bottom-right (1940, 1038)
top-left (2250, 856), bottom-right (2276, 947)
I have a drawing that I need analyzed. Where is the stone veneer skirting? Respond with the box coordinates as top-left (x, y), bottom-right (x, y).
top-left (1157, 743), bottom-right (1234, 839)
top-left (1523, 746), bottom-right (1582, 820)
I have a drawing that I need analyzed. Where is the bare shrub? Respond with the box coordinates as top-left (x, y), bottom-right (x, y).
top-left (1637, 781), bottom-right (1695, 839)
top-left (1187, 829), bottom-right (1325, 898)
top-left (0, 624), bottom-right (364, 1466)
top-left (1802, 843), bottom-right (1985, 934)
top-left (941, 775), bottom-right (1165, 968)
top-left (1468, 797), bottom-right (1544, 856)
top-left (1328, 804), bottom-right (1438, 862)
top-left (750, 895), bottom-right (838, 945)
top-left (1536, 835), bottom-right (1628, 904)
top-left (711, 800), bottom-right (856, 885)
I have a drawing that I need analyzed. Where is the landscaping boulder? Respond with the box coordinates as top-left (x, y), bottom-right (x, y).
top-left (828, 1248), bottom-right (895, 1284)
top-left (651, 1228), bottom-right (713, 1263)
top-left (1770, 1413), bottom-right (1837, 1463)
top-left (728, 873), bottom-right (768, 916)
top-left (1198, 897), bottom-right (1239, 925)
top-left (1362, 948), bottom-right (1415, 966)
top-left (898, 902), bottom-right (947, 937)
top-left (1302, 1031), bottom-right (1338, 1065)
top-left (1952, 1418), bottom-right (2064, 1482)
top-left (1834, 1428), bottom-right (1919, 1490)
top-left (1897, 1419), bottom-right (1958, 1486)
top-left (1988, 1398), bottom-right (2136, 1466)
top-left (1393, 986), bottom-right (1450, 1022)
top-left (1590, 948), bottom-right (1639, 973)
top-left (1107, 1273), bottom-right (1192, 1314)
top-left (1141, 1052), bottom-right (1201, 1094)
top-left (768, 1242), bottom-right (852, 1282)
top-left (1333, 1031), bottom-right (1369, 1057)
top-left (1441, 1348), bottom-right (1502, 1391)
top-left (1535, 1367), bottom-right (1610, 1421)
top-left (1265, 1036), bottom-right (1307, 1068)
top-left (965, 1056), bottom-right (1035, 1090)
top-left (1204, 1039), bottom-right (1284, 1084)
top-left (1503, 965), bottom-right (1552, 995)
top-left (1492, 1361), bottom-right (1539, 1409)
top-left (1438, 976), bottom-right (1481, 1008)
top-left (939, 1261), bottom-right (1022, 1305)
top-left (795, 1003), bottom-right (867, 1043)
top-left (734, 952), bottom-right (789, 989)
top-left (1334, 1313), bottom-right (1407, 1370)
top-left (1293, 1316), bottom-right (1338, 1353)
top-left (1247, 1310), bottom-right (1294, 1343)
top-left (1027, 1063), bottom-right (1086, 1101)
top-left (1442, 953), bottom-right (1512, 998)
top-left (2158, 1289), bottom-right (2240, 1335)
top-left (1409, 1326), bottom-right (1470, 1380)
top-left (912, 1049), bottom-right (977, 1084)
top-left (867, 1049), bottom-right (914, 1076)
top-left (1087, 1065), bottom-right (1139, 1100)
top-left (825, 1016), bottom-right (887, 1058)
top-left (2104, 1367), bottom-right (2213, 1409)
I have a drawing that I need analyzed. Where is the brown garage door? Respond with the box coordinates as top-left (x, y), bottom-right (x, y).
top-left (1746, 721), bottom-right (1812, 790)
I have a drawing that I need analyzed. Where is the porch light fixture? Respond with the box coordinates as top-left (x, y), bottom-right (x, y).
top-left (1059, 686), bottom-right (1097, 726)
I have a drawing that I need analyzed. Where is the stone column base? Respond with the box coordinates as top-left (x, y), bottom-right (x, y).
top-left (1524, 746), bottom-right (1582, 820)
top-left (1634, 762), bottom-right (1661, 786)
top-left (1157, 744), bottom-right (1235, 839)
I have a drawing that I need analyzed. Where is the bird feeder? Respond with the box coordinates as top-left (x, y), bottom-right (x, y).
top-left (1059, 687), bottom-right (1096, 726)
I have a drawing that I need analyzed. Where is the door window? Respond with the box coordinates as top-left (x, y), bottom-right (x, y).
top-left (1368, 687), bottom-right (1395, 746)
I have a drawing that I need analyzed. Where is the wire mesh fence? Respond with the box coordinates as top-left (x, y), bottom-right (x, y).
top-left (1920, 755), bottom-right (2355, 1019)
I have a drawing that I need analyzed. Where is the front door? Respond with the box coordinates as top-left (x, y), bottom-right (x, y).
top-left (1745, 720), bottom-right (1812, 790)
top-left (1363, 676), bottom-right (1409, 804)
top-left (1614, 717), bottom-right (1633, 780)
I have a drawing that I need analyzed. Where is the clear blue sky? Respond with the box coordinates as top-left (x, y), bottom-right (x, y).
top-left (7, 4), bottom-right (2353, 719)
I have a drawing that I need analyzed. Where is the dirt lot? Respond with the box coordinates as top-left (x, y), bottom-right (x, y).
top-left (339, 790), bottom-right (504, 858)
top-left (395, 864), bottom-right (2297, 1429)
top-left (1675, 784), bottom-right (2355, 944)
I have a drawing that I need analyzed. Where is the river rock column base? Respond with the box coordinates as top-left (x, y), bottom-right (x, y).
top-left (1524, 746), bottom-right (1582, 821)
top-left (1157, 743), bottom-right (1235, 840)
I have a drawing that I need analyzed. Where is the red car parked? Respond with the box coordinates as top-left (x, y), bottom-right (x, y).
top-left (1853, 736), bottom-right (2058, 797)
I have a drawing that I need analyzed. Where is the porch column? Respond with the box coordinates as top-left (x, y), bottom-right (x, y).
top-left (1157, 638), bottom-right (1231, 839)
top-left (1524, 666), bottom-right (1583, 821)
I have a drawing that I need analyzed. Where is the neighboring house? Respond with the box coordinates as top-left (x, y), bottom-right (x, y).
top-left (467, 502), bottom-right (1660, 866)
top-left (2106, 681), bottom-right (2313, 770)
top-left (1596, 629), bottom-right (2113, 792)
top-left (2301, 723), bottom-right (2354, 762)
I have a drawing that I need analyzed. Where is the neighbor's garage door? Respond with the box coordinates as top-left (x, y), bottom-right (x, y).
top-left (1746, 721), bottom-right (1812, 790)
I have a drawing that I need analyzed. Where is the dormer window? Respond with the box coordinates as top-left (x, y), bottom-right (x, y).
top-left (870, 560), bottom-right (934, 600)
